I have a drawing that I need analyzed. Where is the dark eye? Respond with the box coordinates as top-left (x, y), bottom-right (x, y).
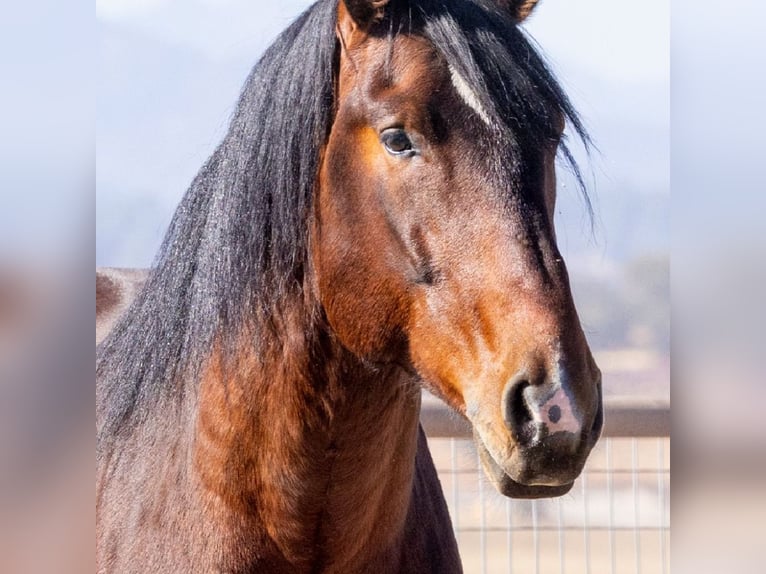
top-left (381, 129), bottom-right (415, 156)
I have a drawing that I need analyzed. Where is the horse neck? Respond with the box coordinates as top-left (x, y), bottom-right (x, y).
top-left (192, 301), bottom-right (422, 570)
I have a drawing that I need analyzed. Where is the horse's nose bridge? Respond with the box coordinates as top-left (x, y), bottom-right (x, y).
top-left (502, 206), bottom-right (565, 270)
top-left (502, 282), bottom-right (584, 355)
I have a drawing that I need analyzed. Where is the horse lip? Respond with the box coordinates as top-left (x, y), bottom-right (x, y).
top-left (474, 432), bottom-right (575, 499)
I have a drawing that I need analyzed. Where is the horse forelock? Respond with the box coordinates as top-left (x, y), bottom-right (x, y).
top-left (370, 0), bottom-right (591, 207)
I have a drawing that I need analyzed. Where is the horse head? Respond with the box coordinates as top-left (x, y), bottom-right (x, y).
top-left (312, 0), bottom-right (603, 498)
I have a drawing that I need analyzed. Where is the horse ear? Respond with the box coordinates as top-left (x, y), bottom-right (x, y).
top-left (340, 0), bottom-right (391, 29)
top-left (499, 0), bottom-right (542, 22)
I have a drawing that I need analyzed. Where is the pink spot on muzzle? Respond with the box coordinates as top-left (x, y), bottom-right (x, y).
top-left (536, 389), bottom-right (581, 434)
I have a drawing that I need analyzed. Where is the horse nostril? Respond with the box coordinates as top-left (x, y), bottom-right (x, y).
top-left (502, 377), bottom-right (537, 446)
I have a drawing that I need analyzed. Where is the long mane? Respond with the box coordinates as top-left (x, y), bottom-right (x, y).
top-left (97, 0), bottom-right (339, 446)
top-left (97, 0), bottom-right (588, 448)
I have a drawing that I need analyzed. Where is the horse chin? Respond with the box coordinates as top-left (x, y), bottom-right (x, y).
top-left (475, 435), bottom-right (575, 499)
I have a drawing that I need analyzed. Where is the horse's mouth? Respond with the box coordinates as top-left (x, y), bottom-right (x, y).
top-left (475, 436), bottom-right (575, 499)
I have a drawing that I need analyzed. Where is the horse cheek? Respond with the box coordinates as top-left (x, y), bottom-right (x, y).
top-left (318, 248), bottom-right (409, 361)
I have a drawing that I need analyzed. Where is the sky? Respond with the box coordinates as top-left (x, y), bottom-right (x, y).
top-left (96, 0), bottom-right (670, 268)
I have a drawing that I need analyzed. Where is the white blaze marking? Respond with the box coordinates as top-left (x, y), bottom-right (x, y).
top-left (448, 65), bottom-right (492, 126)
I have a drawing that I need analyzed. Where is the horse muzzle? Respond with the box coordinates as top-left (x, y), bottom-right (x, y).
top-left (472, 374), bottom-right (603, 498)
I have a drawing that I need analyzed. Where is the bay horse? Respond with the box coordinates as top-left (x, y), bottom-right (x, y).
top-left (97, 0), bottom-right (604, 572)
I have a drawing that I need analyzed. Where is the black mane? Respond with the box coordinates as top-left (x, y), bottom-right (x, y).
top-left (97, 0), bottom-right (589, 448)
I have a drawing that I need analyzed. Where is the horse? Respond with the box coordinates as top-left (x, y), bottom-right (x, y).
top-left (96, 0), bottom-right (604, 572)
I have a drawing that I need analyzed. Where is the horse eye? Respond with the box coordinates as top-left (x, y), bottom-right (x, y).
top-left (381, 129), bottom-right (414, 156)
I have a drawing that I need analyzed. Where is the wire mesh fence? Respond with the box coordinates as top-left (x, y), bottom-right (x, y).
top-left (422, 396), bottom-right (670, 574)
